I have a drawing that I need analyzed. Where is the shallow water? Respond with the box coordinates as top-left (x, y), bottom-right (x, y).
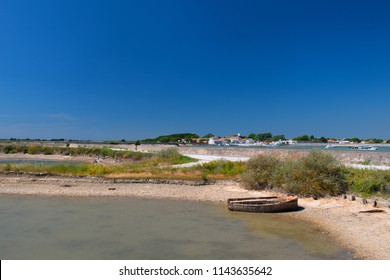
top-left (0, 195), bottom-right (354, 260)
top-left (0, 159), bottom-right (82, 165)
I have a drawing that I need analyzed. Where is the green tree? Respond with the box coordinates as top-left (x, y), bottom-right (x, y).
top-left (347, 138), bottom-right (361, 143)
top-left (319, 137), bottom-right (328, 143)
top-left (248, 133), bottom-right (256, 139)
top-left (293, 135), bottom-right (310, 141)
top-left (3, 145), bottom-right (14, 154)
top-left (367, 138), bottom-right (383, 144)
top-left (135, 140), bottom-right (140, 150)
top-left (271, 134), bottom-right (286, 141)
top-left (203, 133), bottom-right (214, 138)
top-left (256, 132), bottom-right (273, 141)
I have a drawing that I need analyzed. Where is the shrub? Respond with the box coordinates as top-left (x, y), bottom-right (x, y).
top-left (3, 145), bottom-right (14, 154)
top-left (42, 147), bottom-right (53, 155)
top-left (242, 151), bottom-right (347, 197)
top-left (27, 146), bottom-right (39, 155)
top-left (242, 155), bottom-right (281, 190)
top-left (277, 151), bottom-right (347, 197)
top-left (345, 169), bottom-right (388, 195)
top-left (22, 146), bottom-right (29, 154)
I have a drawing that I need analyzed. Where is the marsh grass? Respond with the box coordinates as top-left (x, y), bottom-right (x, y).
top-left (0, 147), bottom-right (199, 178)
top-left (182, 160), bottom-right (245, 180)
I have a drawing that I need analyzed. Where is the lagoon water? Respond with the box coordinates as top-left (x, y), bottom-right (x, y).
top-left (0, 159), bottom-right (82, 165)
top-left (0, 195), bottom-right (353, 260)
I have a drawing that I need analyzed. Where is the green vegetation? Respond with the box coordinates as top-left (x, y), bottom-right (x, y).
top-left (0, 147), bottom-right (197, 178)
top-left (292, 135), bottom-right (310, 142)
top-left (345, 169), bottom-right (389, 195)
top-left (242, 151), bottom-right (347, 197)
top-left (366, 138), bottom-right (384, 144)
top-left (200, 160), bottom-right (245, 177)
top-left (203, 133), bottom-right (215, 138)
top-left (242, 151), bottom-right (390, 197)
top-left (0, 144), bottom-right (198, 166)
top-left (345, 137), bottom-right (361, 143)
top-left (154, 148), bottom-right (194, 165)
top-left (241, 155), bottom-right (280, 189)
top-left (247, 132), bottom-right (286, 142)
top-left (293, 135), bottom-right (328, 143)
top-left (0, 144), bottom-right (151, 160)
top-left (1, 143), bottom-right (389, 197)
top-left (141, 133), bottom-right (199, 144)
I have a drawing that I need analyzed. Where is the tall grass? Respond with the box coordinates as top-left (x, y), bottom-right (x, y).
top-left (154, 148), bottom-right (195, 165)
top-left (202, 160), bottom-right (245, 176)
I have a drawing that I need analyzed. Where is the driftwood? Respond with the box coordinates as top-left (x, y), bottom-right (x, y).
top-left (358, 209), bottom-right (385, 213)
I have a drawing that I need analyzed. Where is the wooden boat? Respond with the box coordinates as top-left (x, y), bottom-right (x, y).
top-left (227, 196), bottom-right (298, 213)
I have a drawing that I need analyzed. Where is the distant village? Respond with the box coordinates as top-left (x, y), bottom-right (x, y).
top-left (204, 134), bottom-right (294, 147)
top-left (2, 132), bottom-right (389, 147)
top-left (186, 133), bottom-right (390, 147)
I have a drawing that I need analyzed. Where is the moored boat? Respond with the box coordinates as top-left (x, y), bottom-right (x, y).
top-left (227, 196), bottom-right (299, 213)
top-left (357, 145), bottom-right (378, 151)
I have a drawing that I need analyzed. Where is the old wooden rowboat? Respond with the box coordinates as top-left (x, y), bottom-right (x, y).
top-left (227, 196), bottom-right (298, 213)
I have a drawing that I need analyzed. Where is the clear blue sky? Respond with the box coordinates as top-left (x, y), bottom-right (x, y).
top-left (1, 0), bottom-right (390, 140)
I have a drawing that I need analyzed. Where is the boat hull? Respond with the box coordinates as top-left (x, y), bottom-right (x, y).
top-left (227, 196), bottom-right (298, 213)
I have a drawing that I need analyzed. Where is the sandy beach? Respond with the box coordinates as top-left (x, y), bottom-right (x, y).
top-left (0, 172), bottom-right (389, 260)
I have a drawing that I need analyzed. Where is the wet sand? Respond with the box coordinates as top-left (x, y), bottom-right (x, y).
top-left (0, 173), bottom-right (389, 260)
